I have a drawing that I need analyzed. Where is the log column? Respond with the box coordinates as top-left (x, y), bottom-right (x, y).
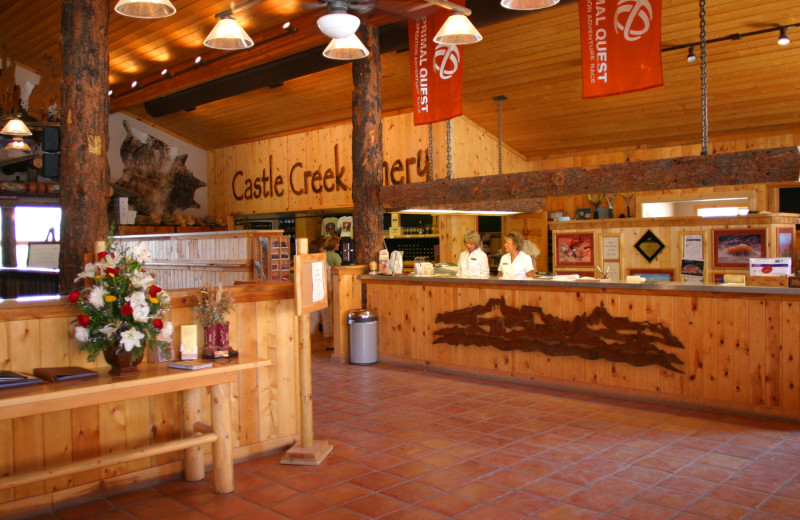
top-left (351, 22), bottom-right (383, 268)
top-left (59, 0), bottom-right (110, 293)
top-left (1, 207), bottom-right (16, 267)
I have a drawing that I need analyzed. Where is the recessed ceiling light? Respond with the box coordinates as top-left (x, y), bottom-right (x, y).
top-left (161, 68), bottom-right (168, 75)
top-left (131, 80), bottom-right (138, 88)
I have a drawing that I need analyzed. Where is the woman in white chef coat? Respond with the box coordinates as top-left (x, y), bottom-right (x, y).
top-left (457, 230), bottom-right (490, 278)
top-left (498, 231), bottom-right (535, 279)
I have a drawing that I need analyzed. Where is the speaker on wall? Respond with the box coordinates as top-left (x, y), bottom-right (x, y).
top-left (42, 152), bottom-right (59, 179)
top-left (42, 127), bottom-right (59, 153)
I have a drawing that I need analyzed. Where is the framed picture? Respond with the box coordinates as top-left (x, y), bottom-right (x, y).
top-left (777, 228), bottom-right (794, 258)
top-left (634, 230), bottom-right (665, 263)
top-left (576, 208), bottom-right (593, 220)
top-left (629, 268), bottom-right (674, 282)
top-left (600, 234), bottom-right (620, 261)
top-left (554, 233), bottom-right (594, 267)
top-left (713, 229), bottom-right (765, 267)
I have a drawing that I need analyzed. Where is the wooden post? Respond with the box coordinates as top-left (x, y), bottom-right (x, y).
top-left (58, 0), bottom-right (110, 293)
top-left (181, 388), bottom-right (204, 482)
top-left (1, 207), bottom-right (16, 268)
top-left (351, 22), bottom-right (384, 268)
top-left (210, 383), bottom-right (234, 493)
top-left (282, 238), bottom-right (332, 465)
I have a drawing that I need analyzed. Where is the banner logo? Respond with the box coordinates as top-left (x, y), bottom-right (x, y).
top-left (614, 0), bottom-right (653, 41)
top-left (433, 44), bottom-right (460, 80)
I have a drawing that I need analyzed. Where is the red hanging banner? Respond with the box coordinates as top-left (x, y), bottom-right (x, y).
top-left (579, 0), bottom-right (663, 98)
top-left (408, 6), bottom-right (464, 125)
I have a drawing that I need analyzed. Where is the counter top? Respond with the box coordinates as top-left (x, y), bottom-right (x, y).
top-left (361, 273), bottom-right (800, 296)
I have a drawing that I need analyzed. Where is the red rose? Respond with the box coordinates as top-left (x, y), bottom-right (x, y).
top-left (148, 285), bottom-right (162, 298)
top-left (153, 318), bottom-right (163, 329)
top-left (68, 290), bottom-right (80, 303)
top-left (97, 251), bottom-right (108, 260)
top-left (77, 315), bottom-right (90, 327)
top-left (121, 303), bottom-right (133, 316)
top-left (105, 267), bottom-right (119, 278)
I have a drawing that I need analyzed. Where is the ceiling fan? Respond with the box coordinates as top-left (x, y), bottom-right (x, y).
top-left (305, 0), bottom-right (375, 38)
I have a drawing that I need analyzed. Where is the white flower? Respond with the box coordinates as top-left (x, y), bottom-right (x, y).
top-left (119, 327), bottom-right (145, 352)
top-left (88, 286), bottom-right (109, 309)
top-left (131, 242), bottom-right (152, 264)
top-left (132, 304), bottom-right (150, 323)
top-left (74, 326), bottom-right (89, 342)
top-left (130, 271), bottom-right (155, 289)
top-left (74, 262), bottom-right (98, 281)
top-left (161, 321), bottom-right (174, 338)
top-left (99, 324), bottom-right (116, 337)
top-left (128, 291), bottom-right (147, 307)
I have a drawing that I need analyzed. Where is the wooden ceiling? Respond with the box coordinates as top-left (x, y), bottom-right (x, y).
top-left (2, 0), bottom-right (800, 159)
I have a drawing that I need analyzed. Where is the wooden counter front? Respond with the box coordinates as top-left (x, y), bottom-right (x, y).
top-left (364, 275), bottom-right (800, 421)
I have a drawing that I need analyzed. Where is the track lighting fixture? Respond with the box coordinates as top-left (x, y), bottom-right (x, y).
top-left (686, 46), bottom-right (697, 63)
top-left (778, 27), bottom-right (790, 45)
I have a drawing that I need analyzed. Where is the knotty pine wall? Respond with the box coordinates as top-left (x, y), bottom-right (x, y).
top-left (206, 112), bottom-right (529, 219)
top-left (365, 278), bottom-right (800, 422)
top-left (0, 285), bottom-right (300, 516)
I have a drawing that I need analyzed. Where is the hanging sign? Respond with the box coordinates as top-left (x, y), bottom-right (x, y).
top-left (579, 0), bottom-right (663, 98)
top-left (408, 4), bottom-right (464, 125)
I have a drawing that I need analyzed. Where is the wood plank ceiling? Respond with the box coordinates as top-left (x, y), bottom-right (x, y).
top-left (1, 0), bottom-right (799, 159)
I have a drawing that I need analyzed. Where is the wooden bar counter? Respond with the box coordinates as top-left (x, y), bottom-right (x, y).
top-left (364, 275), bottom-right (800, 422)
top-left (0, 283), bottom-right (300, 518)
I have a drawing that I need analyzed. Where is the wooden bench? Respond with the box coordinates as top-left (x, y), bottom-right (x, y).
top-left (0, 356), bottom-right (271, 493)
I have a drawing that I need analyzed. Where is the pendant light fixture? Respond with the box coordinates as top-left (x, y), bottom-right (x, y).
top-left (4, 137), bottom-right (31, 153)
top-left (322, 34), bottom-right (369, 60)
top-left (0, 118), bottom-right (32, 137)
top-left (317, 11), bottom-right (361, 39)
top-left (500, 0), bottom-right (559, 10)
top-left (204, 16), bottom-right (254, 50)
top-left (433, 14), bottom-right (482, 45)
top-left (114, 0), bottom-right (176, 19)
top-left (778, 27), bottom-right (790, 45)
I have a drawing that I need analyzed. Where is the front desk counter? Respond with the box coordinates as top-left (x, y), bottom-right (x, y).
top-left (362, 274), bottom-right (800, 422)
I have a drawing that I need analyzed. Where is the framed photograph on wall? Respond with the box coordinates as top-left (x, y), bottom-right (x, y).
top-left (554, 233), bottom-right (594, 267)
top-left (777, 228), bottom-right (794, 258)
top-left (713, 229), bottom-right (766, 267)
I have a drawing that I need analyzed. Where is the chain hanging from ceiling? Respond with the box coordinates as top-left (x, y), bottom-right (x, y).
top-left (446, 119), bottom-right (453, 179)
top-left (493, 95), bottom-right (507, 174)
top-left (428, 123), bottom-right (434, 182)
top-left (699, 0), bottom-right (708, 155)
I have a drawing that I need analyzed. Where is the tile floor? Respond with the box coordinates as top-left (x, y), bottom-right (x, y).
top-left (26, 352), bottom-right (800, 519)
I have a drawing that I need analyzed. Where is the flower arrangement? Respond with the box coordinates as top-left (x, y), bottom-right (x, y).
top-left (195, 284), bottom-right (234, 327)
top-left (71, 241), bottom-right (174, 363)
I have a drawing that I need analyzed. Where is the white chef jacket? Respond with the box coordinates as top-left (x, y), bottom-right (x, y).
top-left (498, 251), bottom-right (534, 279)
top-left (457, 249), bottom-right (490, 278)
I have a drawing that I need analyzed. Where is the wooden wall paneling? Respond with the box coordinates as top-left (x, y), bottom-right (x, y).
top-left (548, 290), bottom-right (564, 382)
top-left (226, 304), bottom-right (242, 447)
top-left (124, 398), bottom-right (151, 474)
top-left (403, 284), bottom-right (416, 360)
top-left (11, 414), bottom-right (44, 498)
top-left (657, 295), bottom-right (677, 396)
top-left (98, 401), bottom-right (127, 479)
top-left (764, 300), bottom-right (782, 408)
top-left (458, 285), bottom-right (480, 371)
top-left (236, 302), bottom-right (258, 447)
top-left (262, 300), bottom-right (278, 441)
top-left (613, 293), bottom-right (635, 389)
top-left (438, 215), bottom-right (478, 265)
top-left (254, 300), bottom-right (272, 441)
top-left (70, 406), bottom-right (100, 486)
top-left (568, 291), bottom-right (585, 384)
top-left (0, 419), bottom-right (11, 503)
top-left (716, 299), bottom-right (734, 402)
top-left (584, 291), bottom-right (607, 387)
top-left (747, 300), bottom-right (766, 407)
top-left (275, 302), bottom-right (299, 438)
top-left (780, 301), bottom-right (800, 411)
top-left (731, 299), bottom-right (751, 404)
top-left (678, 297), bottom-right (704, 399)
top-left (631, 294), bottom-right (649, 391)
top-left (701, 298), bottom-right (719, 401)
top-left (150, 392), bottom-right (177, 466)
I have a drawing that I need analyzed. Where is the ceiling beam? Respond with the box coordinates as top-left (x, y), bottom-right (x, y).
top-left (379, 147), bottom-right (800, 211)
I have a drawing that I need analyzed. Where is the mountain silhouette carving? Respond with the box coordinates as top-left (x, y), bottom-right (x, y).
top-left (434, 296), bottom-right (685, 373)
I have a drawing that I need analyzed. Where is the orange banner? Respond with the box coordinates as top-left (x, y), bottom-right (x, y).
top-left (579, 0), bottom-right (663, 98)
top-left (408, 6), bottom-right (464, 125)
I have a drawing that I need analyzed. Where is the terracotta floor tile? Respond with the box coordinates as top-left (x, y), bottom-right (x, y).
top-left (282, 472), bottom-right (340, 493)
top-left (490, 490), bottom-right (552, 515)
top-left (678, 462), bottom-right (734, 482)
top-left (380, 506), bottom-right (449, 520)
top-left (107, 488), bottom-right (164, 507)
top-left (382, 481), bottom-right (441, 504)
top-left (610, 499), bottom-right (677, 520)
top-left (312, 483), bottom-right (372, 505)
top-left (634, 455), bottom-right (689, 473)
top-left (563, 488), bottom-right (627, 512)
top-left (415, 469), bottom-right (473, 491)
top-left (479, 468), bottom-right (538, 490)
top-left (153, 510), bottom-right (208, 520)
top-left (385, 444), bottom-right (433, 460)
top-left (451, 481), bottom-right (509, 502)
top-left (349, 470), bottom-right (405, 491)
top-left (318, 461), bottom-right (373, 481)
top-left (458, 504), bottom-right (524, 520)
top-left (415, 451), bottom-right (465, 469)
top-left (612, 465), bottom-right (669, 485)
top-left (760, 496), bottom-right (800, 518)
top-left (635, 486), bottom-right (699, 509)
top-left (449, 460), bottom-right (498, 478)
top-left (534, 502), bottom-right (601, 520)
top-left (123, 497), bottom-right (188, 520)
top-left (270, 495), bottom-right (332, 519)
top-left (194, 495), bottom-right (260, 520)
top-left (590, 476), bottom-right (649, 498)
top-left (305, 509), bottom-right (365, 520)
top-left (419, 492), bottom-right (480, 516)
top-left (550, 467), bottom-right (604, 487)
top-left (238, 483), bottom-right (300, 507)
top-left (55, 499), bottom-right (115, 520)
top-left (344, 493), bottom-right (405, 517)
top-left (684, 497), bottom-right (753, 519)
top-left (522, 478), bottom-right (581, 500)
top-left (383, 460), bottom-right (437, 480)
top-left (537, 448), bottom-right (587, 465)
top-left (700, 452), bottom-right (751, 470)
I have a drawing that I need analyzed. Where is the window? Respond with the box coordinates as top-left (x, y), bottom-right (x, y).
top-left (14, 206), bottom-right (61, 267)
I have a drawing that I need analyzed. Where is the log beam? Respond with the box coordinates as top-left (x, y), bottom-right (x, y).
top-left (380, 147), bottom-right (800, 211)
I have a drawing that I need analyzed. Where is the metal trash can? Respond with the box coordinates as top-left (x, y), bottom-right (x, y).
top-left (348, 309), bottom-right (378, 365)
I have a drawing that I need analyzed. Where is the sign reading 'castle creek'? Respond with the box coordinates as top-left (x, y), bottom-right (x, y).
top-left (232, 144), bottom-right (430, 201)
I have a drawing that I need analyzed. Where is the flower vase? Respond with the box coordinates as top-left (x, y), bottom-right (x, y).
top-left (103, 346), bottom-right (143, 376)
top-left (202, 322), bottom-right (230, 359)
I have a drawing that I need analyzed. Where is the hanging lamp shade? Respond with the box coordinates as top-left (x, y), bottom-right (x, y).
top-left (500, 0), bottom-right (559, 10)
top-left (5, 137), bottom-right (31, 153)
top-left (317, 12), bottom-right (361, 39)
top-left (114, 0), bottom-right (176, 18)
top-left (433, 15), bottom-right (482, 45)
top-left (204, 17), bottom-right (254, 50)
top-left (0, 118), bottom-right (32, 136)
top-left (322, 34), bottom-right (369, 60)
